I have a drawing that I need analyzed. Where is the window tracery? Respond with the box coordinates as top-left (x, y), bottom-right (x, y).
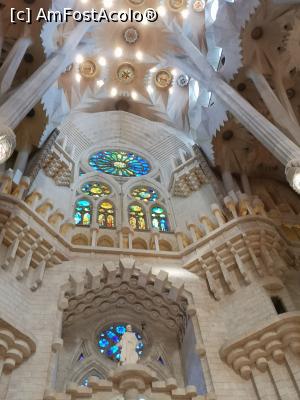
top-left (129, 204), bottom-right (147, 231)
top-left (97, 324), bottom-right (144, 362)
top-left (131, 186), bottom-right (159, 202)
top-left (89, 150), bottom-right (150, 177)
top-left (81, 181), bottom-right (111, 198)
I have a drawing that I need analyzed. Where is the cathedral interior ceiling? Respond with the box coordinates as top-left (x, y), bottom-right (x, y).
top-left (0, 0), bottom-right (298, 184)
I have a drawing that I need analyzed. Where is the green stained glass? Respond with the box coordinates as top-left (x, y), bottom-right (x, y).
top-left (89, 150), bottom-right (151, 177)
top-left (81, 182), bottom-right (111, 198)
top-left (151, 206), bottom-right (169, 232)
top-left (131, 186), bottom-right (158, 202)
top-left (74, 199), bottom-right (92, 226)
top-left (129, 204), bottom-right (147, 231)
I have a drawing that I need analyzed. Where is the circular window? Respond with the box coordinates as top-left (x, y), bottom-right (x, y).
top-left (89, 150), bottom-right (151, 177)
top-left (81, 182), bottom-right (111, 198)
top-left (97, 324), bottom-right (144, 362)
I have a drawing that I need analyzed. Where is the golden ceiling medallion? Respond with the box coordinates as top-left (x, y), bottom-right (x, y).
top-left (193, 0), bottom-right (206, 12)
top-left (155, 69), bottom-right (173, 89)
top-left (167, 0), bottom-right (186, 11)
top-left (79, 59), bottom-right (98, 79)
top-left (117, 63), bottom-right (135, 84)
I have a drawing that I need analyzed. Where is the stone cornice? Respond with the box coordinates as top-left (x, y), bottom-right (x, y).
top-left (220, 311), bottom-right (300, 380)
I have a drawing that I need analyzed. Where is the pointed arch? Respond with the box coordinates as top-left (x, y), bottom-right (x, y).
top-left (74, 198), bottom-right (92, 226)
top-left (151, 205), bottom-right (169, 232)
top-left (128, 203), bottom-right (147, 231)
top-left (98, 200), bottom-right (116, 228)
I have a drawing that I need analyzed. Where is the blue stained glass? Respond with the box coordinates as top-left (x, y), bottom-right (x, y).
top-left (89, 150), bottom-right (151, 177)
top-left (110, 345), bottom-right (119, 354)
top-left (116, 325), bottom-right (126, 335)
top-left (99, 338), bottom-right (109, 348)
top-left (106, 330), bottom-right (115, 339)
top-left (112, 335), bottom-right (120, 343)
top-left (151, 206), bottom-right (169, 232)
top-left (97, 324), bottom-right (144, 362)
top-left (81, 378), bottom-right (89, 387)
top-left (74, 199), bottom-right (92, 226)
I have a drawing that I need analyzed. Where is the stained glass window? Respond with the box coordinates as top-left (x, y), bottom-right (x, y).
top-left (89, 150), bottom-right (151, 177)
top-left (74, 199), bottom-right (92, 226)
top-left (129, 204), bottom-right (147, 231)
top-left (131, 186), bottom-right (158, 203)
top-left (81, 182), bottom-right (111, 198)
top-left (97, 324), bottom-right (144, 362)
top-left (151, 206), bottom-right (169, 232)
top-left (98, 201), bottom-right (116, 228)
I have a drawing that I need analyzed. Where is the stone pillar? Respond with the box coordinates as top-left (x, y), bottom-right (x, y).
top-left (14, 143), bottom-right (32, 175)
top-left (222, 170), bottom-right (235, 194)
top-left (187, 221), bottom-right (199, 243)
top-left (151, 229), bottom-right (160, 251)
top-left (241, 173), bottom-right (252, 195)
top-left (246, 68), bottom-right (300, 143)
top-left (167, 24), bottom-right (300, 193)
top-left (0, 21), bottom-right (92, 163)
top-left (175, 228), bottom-right (184, 250)
top-left (0, 26), bottom-right (32, 95)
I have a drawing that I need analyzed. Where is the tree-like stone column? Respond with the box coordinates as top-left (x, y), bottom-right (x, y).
top-left (246, 68), bottom-right (300, 144)
top-left (167, 23), bottom-right (300, 193)
top-left (0, 21), bottom-right (92, 163)
top-left (0, 26), bottom-right (32, 96)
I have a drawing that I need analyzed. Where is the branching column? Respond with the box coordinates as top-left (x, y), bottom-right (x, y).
top-left (0, 26), bottom-right (32, 96)
top-left (168, 23), bottom-right (300, 193)
top-left (0, 21), bottom-right (92, 163)
top-left (246, 68), bottom-right (300, 144)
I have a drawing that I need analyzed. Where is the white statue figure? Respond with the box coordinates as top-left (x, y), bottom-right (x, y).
top-left (118, 324), bottom-right (139, 365)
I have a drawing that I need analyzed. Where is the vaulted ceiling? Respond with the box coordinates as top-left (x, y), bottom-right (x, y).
top-left (1, 0), bottom-right (300, 183)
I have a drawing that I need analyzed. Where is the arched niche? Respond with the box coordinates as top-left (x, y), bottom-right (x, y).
top-left (132, 238), bottom-right (148, 250)
top-left (55, 259), bottom-right (207, 396)
top-left (71, 233), bottom-right (90, 246)
top-left (97, 235), bottom-right (114, 248)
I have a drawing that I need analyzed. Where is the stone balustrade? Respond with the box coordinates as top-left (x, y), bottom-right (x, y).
top-left (44, 364), bottom-right (205, 400)
top-left (0, 173), bottom-right (298, 296)
top-left (220, 311), bottom-right (300, 380)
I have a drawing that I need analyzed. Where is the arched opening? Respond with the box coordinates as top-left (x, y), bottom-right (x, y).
top-left (55, 261), bottom-right (207, 396)
top-left (97, 235), bottom-right (114, 248)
